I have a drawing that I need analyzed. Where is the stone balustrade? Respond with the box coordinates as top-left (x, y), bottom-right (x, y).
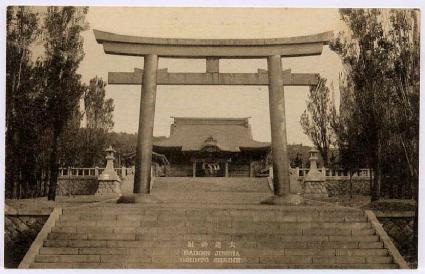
top-left (296, 168), bottom-right (373, 179)
top-left (58, 167), bottom-right (134, 178)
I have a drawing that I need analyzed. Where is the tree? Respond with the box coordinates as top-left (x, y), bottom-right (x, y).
top-left (300, 77), bottom-right (336, 167)
top-left (386, 10), bottom-right (419, 197)
top-left (331, 9), bottom-right (419, 202)
top-left (58, 103), bottom-right (84, 167)
top-left (5, 7), bottom-right (116, 199)
top-left (41, 7), bottom-right (88, 200)
top-left (332, 9), bottom-right (419, 261)
top-left (331, 9), bottom-right (394, 201)
top-left (386, 10), bottom-right (419, 259)
top-left (80, 77), bottom-right (115, 167)
top-left (6, 6), bottom-right (41, 198)
top-left (331, 75), bottom-right (365, 199)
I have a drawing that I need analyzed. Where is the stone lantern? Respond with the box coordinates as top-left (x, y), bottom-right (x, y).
top-left (303, 149), bottom-right (328, 198)
top-left (95, 146), bottom-right (121, 196)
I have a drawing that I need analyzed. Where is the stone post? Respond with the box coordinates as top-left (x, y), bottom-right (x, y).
top-left (322, 167), bottom-right (327, 177)
top-left (96, 146), bottom-right (121, 196)
top-left (261, 55), bottom-right (303, 205)
top-left (225, 161), bottom-right (229, 177)
top-left (134, 54), bottom-right (158, 194)
top-left (303, 149), bottom-right (328, 198)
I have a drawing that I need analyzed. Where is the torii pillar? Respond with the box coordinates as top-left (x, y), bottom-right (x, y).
top-left (262, 55), bottom-right (302, 205)
top-left (133, 54), bottom-right (158, 194)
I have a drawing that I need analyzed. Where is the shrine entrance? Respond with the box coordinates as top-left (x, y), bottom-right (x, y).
top-left (94, 30), bottom-right (332, 204)
top-left (195, 160), bottom-right (226, 178)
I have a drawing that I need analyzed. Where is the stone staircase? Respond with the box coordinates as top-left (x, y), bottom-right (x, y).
top-left (152, 177), bottom-right (271, 193)
top-left (23, 177), bottom-right (406, 269)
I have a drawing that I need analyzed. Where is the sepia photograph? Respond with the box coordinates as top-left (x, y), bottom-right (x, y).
top-left (3, 3), bottom-right (421, 270)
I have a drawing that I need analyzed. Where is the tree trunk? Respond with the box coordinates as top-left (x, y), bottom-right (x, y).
top-left (6, 145), bottom-right (18, 199)
top-left (48, 130), bottom-right (60, 201)
top-left (43, 165), bottom-right (49, 196)
top-left (349, 171), bottom-right (353, 199)
top-left (368, 160), bottom-right (373, 198)
top-left (7, 127), bottom-right (20, 199)
top-left (371, 152), bottom-right (382, 202)
top-left (371, 168), bottom-right (381, 202)
top-left (35, 169), bottom-right (41, 197)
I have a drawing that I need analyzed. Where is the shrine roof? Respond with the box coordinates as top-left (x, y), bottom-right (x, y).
top-left (153, 117), bottom-right (270, 152)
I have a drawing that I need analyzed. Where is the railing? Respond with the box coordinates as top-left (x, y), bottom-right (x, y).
top-left (296, 168), bottom-right (373, 178)
top-left (58, 167), bottom-right (134, 178)
top-left (262, 167), bottom-right (373, 179)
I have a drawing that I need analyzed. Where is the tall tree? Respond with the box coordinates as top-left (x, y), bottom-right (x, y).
top-left (300, 77), bottom-right (336, 167)
top-left (386, 9), bottom-right (420, 196)
top-left (386, 10), bottom-right (420, 259)
top-left (331, 75), bottom-right (365, 198)
top-left (331, 9), bottom-right (419, 202)
top-left (41, 7), bottom-right (88, 200)
top-left (6, 6), bottom-right (41, 198)
top-left (81, 77), bottom-right (115, 167)
top-left (331, 9), bottom-right (392, 201)
top-left (58, 102), bottom-right (85, 167)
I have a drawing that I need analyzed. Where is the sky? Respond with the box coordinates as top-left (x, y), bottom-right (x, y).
top-left (77, 7), bottom-right (346, 145)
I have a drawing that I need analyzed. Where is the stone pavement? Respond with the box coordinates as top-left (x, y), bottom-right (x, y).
top-left (22, 176), bottom-right (405, 269)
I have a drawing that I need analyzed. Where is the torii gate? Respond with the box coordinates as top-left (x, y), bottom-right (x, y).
top-left (94, 30), bottom-right (332, 205)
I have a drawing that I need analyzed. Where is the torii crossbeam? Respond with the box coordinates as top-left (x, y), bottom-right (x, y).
top-left (108, 68), bottom-right (319, 86)
top-left (94, 29), bottom-right (332, 205)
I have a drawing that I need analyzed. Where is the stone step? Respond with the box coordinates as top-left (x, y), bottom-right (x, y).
top-left (60, 212), bottom-right (367, 223)
top-left (34, 254), bottom-right (393, 265)
top-left (61, 207), bottom-right (364, 216)
top-left (59, 214), bottom-right (368, 225)
top-left (30, 262), bottom-right (398, 269)
top-left (39, 247), bottom-right (388, 257)
top-left (58, 211), bottom-right (366, 222)
top-left (60, 203), bottom-right (363, 211)
top-left (60, 212), bottom-right (366, 221)
top-left (44, 238), bottom-right (383, 249)
top-left (54, 221), bottom-right (371, 231)
top-left (45, 234), bottom-right (380, 245)
top-left (48, 226), bottom-right (375, 236)
top-left (152, 177), bottom-right (271, 193)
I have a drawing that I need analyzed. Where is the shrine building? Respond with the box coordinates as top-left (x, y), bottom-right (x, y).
top-left (153, 117), bottom-right (270, 177)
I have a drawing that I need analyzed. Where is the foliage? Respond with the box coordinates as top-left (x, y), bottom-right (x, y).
top-left (5, 6), bottom-right (90, 199)
top-left (58, 104), bottom-right (84, 167)
top-left (79, 77), bottom-right (115, 167)
top-left (6, 6), bottom-right (42, 198)
top-left (331, 75), bottom-right (366, 198)
top-left (300, 77), bottom-right (337, 166)
top-left (41, 7), bottom-right (89, 200)
top-left (330, 9), bottom-right (419, 201)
